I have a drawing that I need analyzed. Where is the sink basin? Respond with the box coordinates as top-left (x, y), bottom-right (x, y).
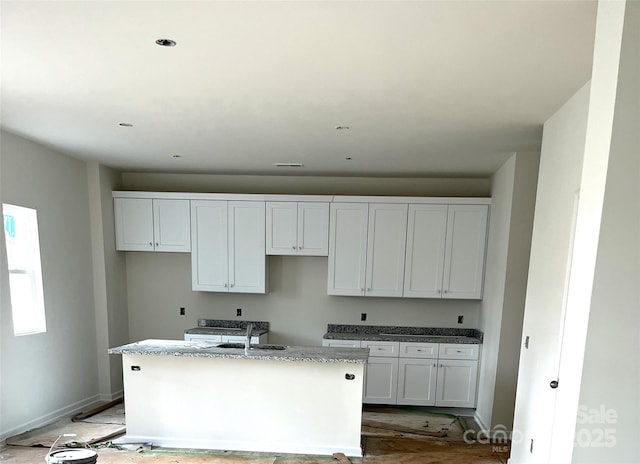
top-left (217, 343), bottom-right (287, 351)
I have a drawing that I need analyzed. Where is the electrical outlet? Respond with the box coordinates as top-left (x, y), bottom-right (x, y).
top-left (457, 315), bottom-right (464, 324)
top-left (361, 313), bottom-right (367, 321)
top-left (236, 308), bottom-right (242, 317)
top-left (179, 307), bottom-right (185, 316)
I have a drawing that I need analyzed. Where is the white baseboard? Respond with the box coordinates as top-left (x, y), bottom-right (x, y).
top-left (474, 410), bottom-right (490, 431)
top-left (0, 394), bottom-right (100, 442)
top-left (114, 435), bottom-right (363, 458)
top-left (472, 410), bottom-right (513, 441)
top-left (99, 390), bottom-right (124, 402)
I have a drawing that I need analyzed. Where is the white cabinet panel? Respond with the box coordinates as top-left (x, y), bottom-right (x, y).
top-left (397, 358), bottom-right (438, 406)
top-left (442, 205), bottom-right (488, 299)
top-left (328, 203), bottom-right (407, 297)
top-left (115, 198), bottom-right (190, 252)
top-left (363, 357), bottom-right (398, 404)
top-left (365, 204), bottom-right (408, 297)
top-left (399, 342), bottom-right (438, 358)
top-left (191, 200), bottom-right (265, 294)
top-left (115, 198), bottom-right (154, 251)
top-left (327, 203), bottom-right (369, 296)
top-left (228, 201), bottom-right (266, 293)
top-left (297, 202), bottom-right (329, 256)
top-left (266, 202), bottom-right (329, 256)
top-left (404, 204), bottom-right (488, 300)
top-left (322, 340), bottom-right (362, 348)
top-left (153, 199), bottom-right (191, 252)
top-left (403, 204), bottom-right (448, 297)
top-left (361, 340), bottom-right (399, 357)
top-left (266, 202), bottom-right (297, 255)
top-left (438, 343), bottom-right (479, 360)
top-left (435, 359), bottom-right (478, 408)
top-left (191, 201), bottom-right (228, 291)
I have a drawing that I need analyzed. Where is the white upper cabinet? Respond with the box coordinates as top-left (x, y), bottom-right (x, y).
top-left (404, 204), bottom-right (448, 298)
top-left (328, 203), bottom-right (407, 297)
top-left (327, 203), bottom-right (369, 296)
top-left (442, 205), bottom-right (488, 299)
top-left (115, 198), bottom-right (190, 252)
top-left (266, 202), bottom-right (329, 256)
top-left (404, 204), bottom-right (488, 299)
top-left (153, 199), bottom-right (192, 252)
top-left (365, 204), bottom-right (408, 297)
top-left (191, 200), bottom-right (266, 294)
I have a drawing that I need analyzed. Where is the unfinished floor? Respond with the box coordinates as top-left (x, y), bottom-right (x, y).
top-left (0, 406), bottom-right (509, 463)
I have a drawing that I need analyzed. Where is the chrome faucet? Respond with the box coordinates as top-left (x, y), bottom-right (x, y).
top-left (244, 323), bottom-right (254, 353)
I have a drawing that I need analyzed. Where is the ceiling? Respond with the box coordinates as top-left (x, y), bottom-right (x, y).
top-left (1, 1), bottom-right (597, 178)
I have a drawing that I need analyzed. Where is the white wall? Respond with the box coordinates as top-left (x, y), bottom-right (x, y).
top-left (572, 1), bottom-right (639, 462)
top-left (510, 81), bottom-right (590, 464)
top-left (121, 173), bottom-right (490, 346)
top-left (0, 131), bottom-right (99, 440)
top-left (476, 151), bottom-right (539, 432)
top-left (121, 172), bottom-right (491, 197)
top-left (88, 162), bottom-right (128, 400)
top-left (512, 1), bottom-right (639, 462)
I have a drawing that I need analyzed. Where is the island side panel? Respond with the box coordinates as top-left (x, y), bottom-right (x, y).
top-left (121, 354), bottom-right (364, 456)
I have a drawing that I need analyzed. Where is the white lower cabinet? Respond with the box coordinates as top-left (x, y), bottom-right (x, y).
top-left (434, 359), bottom-right (479, 408)
top-left (397, 358), bottom-right (438, 406)
top-left (322, 339), bottom-right (479, 407)
top-left (363, 357), bottom-right (399, 404)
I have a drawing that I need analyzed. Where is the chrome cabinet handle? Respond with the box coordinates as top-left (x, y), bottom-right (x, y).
top-left (292, 246), bottom-right (296, 250)
top-left (149, 242), bottom-right (153, 246)
top-left (224, 283), bottom-right (228, 288)
top-left (298, 246), bottom-right (302, 249)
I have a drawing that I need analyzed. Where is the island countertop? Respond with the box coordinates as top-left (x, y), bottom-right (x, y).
top-left (109, 339), bottom-right (368, 364)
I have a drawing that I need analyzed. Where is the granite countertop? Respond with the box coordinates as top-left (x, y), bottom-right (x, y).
top-left (109, 339), bottom-right (368, 364)
top-left (184, 319), bottom-right (269, 336)
top-left (323, 324), bottom-right (483, 344)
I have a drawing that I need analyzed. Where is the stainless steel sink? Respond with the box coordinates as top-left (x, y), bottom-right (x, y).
top-left (217, 343), bottom-right (287, 350)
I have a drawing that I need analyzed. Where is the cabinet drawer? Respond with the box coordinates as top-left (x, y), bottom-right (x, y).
top-left (322, 339), bottom-right (362, 348)
top-left (438, 343), bottom-right (479, 360)
top-left (361, 341), bottom-right (399, 357)
top-left (399, 342), bottom-right (438, 358)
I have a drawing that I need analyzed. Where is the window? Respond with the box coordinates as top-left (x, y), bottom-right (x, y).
top-left (3, 203), bottom-right (47, 335)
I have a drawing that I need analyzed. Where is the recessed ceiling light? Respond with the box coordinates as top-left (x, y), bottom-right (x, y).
top-left (345, 156), bottom-right (352, 160)
top-left (274, 162), bottom-right (304, 168)
top-left (118, 122), bottom-right (133, 127)
top-left (155, 38), bottom-right (176, 47)
top-left (171, 155), bottom-right (182, 158)
top-left (335, 125), bottom-right (350, 130)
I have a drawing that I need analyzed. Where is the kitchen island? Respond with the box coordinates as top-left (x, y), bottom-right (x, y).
top-left (109, 339), bottom-right (368, 456)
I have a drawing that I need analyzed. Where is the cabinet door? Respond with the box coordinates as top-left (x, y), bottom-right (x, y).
top-left (404, 204), bottom-right (448, 298)
top-left (228, 201), bottom-right (266, 294)
top-left (297, 202), bottom-right (329, 256)
top-left (435, 359), bottom-right (478, 408)
top-left (153, 199), bottom-right (191, 252)
top-left (397, 358), bottom-right (438, 406)
top-left (363, 357), bottom-right (399, 404)
top-left (191, 200), bottom-right (229, 291)
top-left (266, 202), bottom-right (297, 255)
top-left (327, 203), bottom-right (369, 296)
top-left (442, 205), bottom-right (488, 299)
top-left (365, 204), bottom-right (408, 297)
top-left (114, 198), bottom-right (154, 251)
